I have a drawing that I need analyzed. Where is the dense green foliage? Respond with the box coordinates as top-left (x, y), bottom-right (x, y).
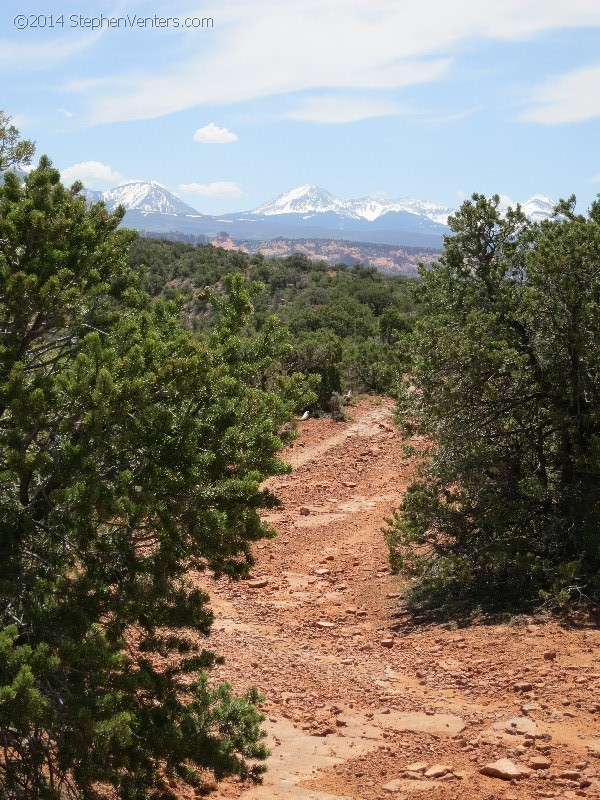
top-left (386, 194), bottom-right (600, 611)
top-left (128, 239), bottom-right (416, 409)
top-left (0, 157), bottom-right (313, 798)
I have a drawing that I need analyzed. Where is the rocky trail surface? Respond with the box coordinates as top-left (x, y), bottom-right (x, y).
top-left (200, 398), bottom-right (600, 800)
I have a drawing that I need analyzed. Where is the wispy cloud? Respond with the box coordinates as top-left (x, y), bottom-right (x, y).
top-left (193, 123), bottom-right (238, 143)
top-left (0, 32), bottom-right (102, 72)
top-left (284, 95), bottom-right (410, 124)
top-left (522, 64), bottom-right (600, 124)
top-left (64, 0), bottom-right (600, 124)
top-left (178, 181), bottom-right (243, 197)
top-left (61, 160), bottom-right (124, 188)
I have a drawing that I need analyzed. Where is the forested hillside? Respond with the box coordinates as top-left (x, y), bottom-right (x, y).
top-left (128, 238), bottom-right (418, 408)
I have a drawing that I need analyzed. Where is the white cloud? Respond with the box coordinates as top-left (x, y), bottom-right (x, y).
top-left (193, 123), bottom-right (238, 143)
top-left (284, 95), bottom-right (409, 124)
top-left (522, 64), bottom-right (600, 124)
top-left (589, 174), bottom-right (600, 184)
top-left (61, 161), bottom-right (124, 188)
top-left (178, 181), bottom-right (243, 197)
top-left (68, 0), bottom-right (600, 124)
top-left (57, 108), bottom-right (75, 118)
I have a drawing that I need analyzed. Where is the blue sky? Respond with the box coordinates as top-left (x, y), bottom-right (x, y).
top-left (2, 0), bottom-right (600, 214)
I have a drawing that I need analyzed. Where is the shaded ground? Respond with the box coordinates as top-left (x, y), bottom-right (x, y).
top-left (200, 397), bottom-right (600, 800)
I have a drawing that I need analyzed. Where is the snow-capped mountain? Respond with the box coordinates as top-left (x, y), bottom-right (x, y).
top-left (253, 184), bottom-right (360, 219)
top-left (82, 181), bottom-right (200, 216)
top-left (348, 196), bottom-right (454, 225)
top-left (81, 180), bottom-right (556, 229)
top-left (490, 193), bottom-right (558, 223)
top-left (520, 194), bottom-right (556, 222)
top-left (250, 184), bottom-right (453, 225)
top-left (76, 179), bottom-right (558, 251)
top-left (99, 182), bottom-right (200, 216)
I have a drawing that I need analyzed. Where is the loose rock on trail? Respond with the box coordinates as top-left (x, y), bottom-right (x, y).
top-left (199, 398), bottom-right (600, 800)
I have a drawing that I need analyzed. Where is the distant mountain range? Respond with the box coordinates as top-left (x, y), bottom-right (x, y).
top-left (82, 181), bottom-right (558, 249)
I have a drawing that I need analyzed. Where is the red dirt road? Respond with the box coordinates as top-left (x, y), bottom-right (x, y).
top-left (204, 398), bottom-right (600, 800)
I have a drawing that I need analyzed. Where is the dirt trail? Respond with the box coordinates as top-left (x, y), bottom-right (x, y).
top-left (203, 398), bottom-right (599, 800)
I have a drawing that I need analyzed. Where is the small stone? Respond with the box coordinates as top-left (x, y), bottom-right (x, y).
top-left (529, 756), bottom-right (551, 770)
top-left (424, 764), bottom-right (452, 778)
top-left (315, 568), bottom-right (330, 575)
top-left (514, 681), bottom-right (533, 692)
top-left (493, 716), bottom-right (537, 736)
top-left (480, 758), bottom-right (531, 780)
top-left (380, 638), bottom-right (394, 648)
top-left (298, 507), bottom-right (310, 515)
top-left (340, 657), bottom-right (355, 665)
top-left (543, 651), bottom-right (557, 661)
top-left (560, 771), bottom-right (581, 780)
top-left (247, 577), bottom-right (269, 588)
top-left (313, 725), bottom-right (335, 737)
top-left (315, 620), bottom-right (335, 629)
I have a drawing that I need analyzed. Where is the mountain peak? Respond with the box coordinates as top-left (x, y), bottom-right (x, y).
top-left (251, 184), bottom-right (455, 225)
top-left (252, 184), bottom-right (356, 217)
top-left (521, 194), bottom-right (557, 221)
top-left (101, 181), bottom-right (200, 216)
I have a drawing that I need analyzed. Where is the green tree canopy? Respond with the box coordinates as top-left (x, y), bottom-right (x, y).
top-left (0, 110), bottom-right (35, 173)
top-left (387, 193), bottom-right (600, 611)
top-left (0, 157), bottom-right (311, 798)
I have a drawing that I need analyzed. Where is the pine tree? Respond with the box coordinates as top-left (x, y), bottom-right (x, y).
top-left (0, 111), bottom-right (34, 173)
top-left (0, 157), bottom-right (311, 798)
top-left (387, 194), bottom-right (600, 610)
